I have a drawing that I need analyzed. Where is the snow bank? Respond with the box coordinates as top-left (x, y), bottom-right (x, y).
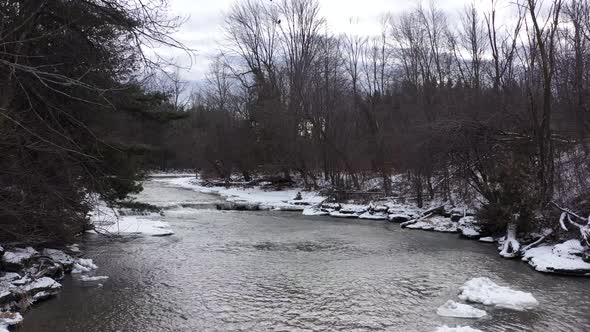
top-left (523, 240), bottom-right (590, 275)
top-left (436, 300), bottom-right (487, 318)
top-left (157, 176), bottom-right (324, 211)
top-left (94, 215), bottom-right (173, 236)
top-left (405, 216), bottom-right (458, 233)
top-left (90, 199), bottom-right (173, 237)
top-left (0, 312), bottom-right (22, 332)
top-left (457, 217), bottom-right (481, 239)
top-left (459, 277), bottom-right (538, 310)
top-left (434, 326), bottom-right (483, 332)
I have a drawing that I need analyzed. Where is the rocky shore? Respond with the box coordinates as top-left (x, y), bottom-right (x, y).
top-left (0, 245), bottom-right (105, 331)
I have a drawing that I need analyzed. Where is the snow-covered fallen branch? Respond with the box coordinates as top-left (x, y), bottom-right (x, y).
top-left (551, 201), bottom-right (590, 246)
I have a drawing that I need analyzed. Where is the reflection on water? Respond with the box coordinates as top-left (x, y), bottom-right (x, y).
top-left (17, 181), bottom-right (590, 332)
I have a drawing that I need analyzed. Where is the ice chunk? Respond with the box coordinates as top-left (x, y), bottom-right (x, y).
top-left (434, 326), bottom-right (483, 332)
top-left (436, 300), bottom-right (487, 318)
top-left (72, 258), bottom-right (98, 273)
top-left (459, 277), bottom-right (538, 310)
top-left (79, 275), bottom-right (109, 282)
top-left (478, 237), bottom-right (494, 243)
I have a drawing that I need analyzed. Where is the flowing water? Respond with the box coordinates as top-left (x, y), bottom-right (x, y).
top-left (16, 179), bottom-right (590, 331)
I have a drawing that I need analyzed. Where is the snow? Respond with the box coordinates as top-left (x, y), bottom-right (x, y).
top-left (90, 200), bottom-right (173, 236)
top-left (458, 217), bottom-right (481, 238)
top-left (22, 277), bottom-right (61, 293)
top-left (0, 312), bottom-right (22, 331)
top-left (523, 240), bottom-right (590, 275)
top-left (79, 275), bottom-right (109, 282)
top-left (2, 247), bottom-right (37, 265)
top-left (94, 215), bottom-right (174, 236)
top-left (66, 244), bottom-right (81, 253)
top-left (358, 211), bottom-right (388, 220)
top-left (405, 216), bottom-right (458, 233)
top-left (42, 249), bottom-right (74, 267)
top-left (72, 258), bottom-right (98, 274)
top-left (302, 207), bottom-right (329, 216)
top-left (0, 273), bottom-right (20, 282)
top-left (434, 326), bottom-right (483, 332)
top-left (388, 213), bottom-right (411, 222)
top-left (479, 237), bottom-right (495, 243)
top-left (436, 300), bottom-right (487, 318)
top-left (458, 277), bottom-right (538, 310)
top-left (157, 176), bottom-right (324, 211)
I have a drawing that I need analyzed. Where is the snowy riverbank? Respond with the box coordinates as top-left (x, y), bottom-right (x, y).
top-left (154, 175), bottom-right (590, 277)
top-left (0, 245), bottom-right (105, 331)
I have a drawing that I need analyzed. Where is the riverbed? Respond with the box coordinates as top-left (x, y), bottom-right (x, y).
top-left (16, 180), bottom-right (590, 331)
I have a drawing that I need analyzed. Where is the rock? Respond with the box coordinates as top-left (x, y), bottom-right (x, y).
top-left (479, 236), bottom-right (495, 243)
top-left (1, 248), bottom-right (38, 272)
top-left (450, 213), bottom-right (463, 222)
top-left (0, 311), bottom-right (23, 328)
top-left (19, 277), bottom-right (61, 302)
top-left (458, 216), bottom-right (481, 239)
top-left (42, 249), bottom-right (75, 270)
top-left (388, 214), bottom-right (411, 223)
top-left (0, 290), bottom-right (14, 306)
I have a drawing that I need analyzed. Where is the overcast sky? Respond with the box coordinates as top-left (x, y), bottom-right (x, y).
top-left (164, 0), bottom-right (472, 83)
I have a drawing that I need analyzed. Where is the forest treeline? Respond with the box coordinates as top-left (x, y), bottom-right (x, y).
top-left (158, 0), bottom-right (590, 238)
top-left (3, 0), bottom-right (590, 245)
top-left (0, 0), bottom-right (186, 244)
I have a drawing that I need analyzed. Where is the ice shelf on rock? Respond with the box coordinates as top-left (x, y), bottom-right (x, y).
top-left (523, 240), bottom-right (590, 275)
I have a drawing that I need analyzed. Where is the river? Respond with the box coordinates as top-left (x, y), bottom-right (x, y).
top-left (16, 179), bottom-right (590, 331)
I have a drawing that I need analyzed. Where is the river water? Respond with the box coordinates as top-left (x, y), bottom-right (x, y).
top-left (17, 180), bottom-right (590, 331)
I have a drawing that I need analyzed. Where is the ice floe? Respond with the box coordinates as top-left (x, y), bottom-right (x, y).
top-left (458, 277), bottom-right (538, 310)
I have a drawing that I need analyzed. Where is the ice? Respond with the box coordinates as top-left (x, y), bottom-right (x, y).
top-left (523, 240), bottom-right (590, 275)
top-left (478, 237), bottom-right (494, 243)
top-left (72, 258), bottom-right (98, 274)
top-left (459, 277), bottom-right (538, 310)
top-left (434, 326), bottom-right (483, 332)
top-left (436, 300), bottom-right (487, 318)
top-left (79, 275), bottom-right (109, 282)
top-left (66, 244), bottom-right (81, 253)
